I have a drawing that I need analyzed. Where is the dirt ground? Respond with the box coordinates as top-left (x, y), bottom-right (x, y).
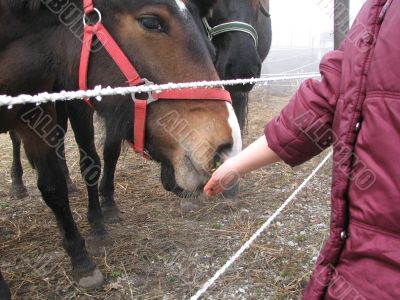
top-left (0, 82), bottom-right (332, 300)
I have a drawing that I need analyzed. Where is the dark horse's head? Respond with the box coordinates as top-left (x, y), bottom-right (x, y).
top-left (205, 0), bottom-right (272, 93)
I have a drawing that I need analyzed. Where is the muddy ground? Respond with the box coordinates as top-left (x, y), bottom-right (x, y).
top-left (0, 82), bottom-right (332, 299)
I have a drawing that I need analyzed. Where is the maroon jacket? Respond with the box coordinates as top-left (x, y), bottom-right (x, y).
top-left (265, 0), bottom-right (400, 299)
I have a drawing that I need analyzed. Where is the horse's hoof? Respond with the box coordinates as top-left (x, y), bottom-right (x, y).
top-left (86, 234), bottom-right (113, 257)
top-left (76, 268), bottom-right (104, 289)
top-left (0, 284), bottom-right (11, 300)
top-left (10, 184), bottom-right (29, 199)
top-left (101, 204), bottom-right (121, 224)
top-left (0, 291), bottom-right (11, 300)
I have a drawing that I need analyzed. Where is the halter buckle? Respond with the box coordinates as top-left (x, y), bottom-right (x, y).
top-left (132, 78), bottom-right (159, 104)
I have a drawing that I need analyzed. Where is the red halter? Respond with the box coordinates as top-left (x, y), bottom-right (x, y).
top-left (79, 0), bottom-right (232, 158)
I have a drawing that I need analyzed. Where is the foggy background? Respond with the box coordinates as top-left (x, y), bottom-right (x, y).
top-left (262, 0), bottom-right (366, 74)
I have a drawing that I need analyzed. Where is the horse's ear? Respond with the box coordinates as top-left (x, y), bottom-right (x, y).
top-left (190, 0), bottom-right (217, 17)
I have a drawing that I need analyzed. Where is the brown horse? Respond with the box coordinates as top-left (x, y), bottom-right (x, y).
top-left (3, 0), bottom-right (271, 234)
top-left (6, 0), bottom-right (271, 199)
top-left (0, 0), bottom-right (241, 296)
top-left (5, 0), bottom-right (271, 229)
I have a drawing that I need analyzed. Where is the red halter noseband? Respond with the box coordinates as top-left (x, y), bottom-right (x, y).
top-left (79, 0), bottom-right (232, 158)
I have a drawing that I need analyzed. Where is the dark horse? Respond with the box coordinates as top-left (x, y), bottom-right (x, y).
top-left (205, 0), bottom-right (272, 129)
top-left (0, 0), bottom-right (241, 297)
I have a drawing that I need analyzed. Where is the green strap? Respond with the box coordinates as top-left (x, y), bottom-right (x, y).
top-left (202, 18), bottom-right (258, 47)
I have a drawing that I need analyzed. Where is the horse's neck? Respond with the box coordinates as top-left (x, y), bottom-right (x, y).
top-left (51, 27), bottom-right (83, 90)
top-left (257, 0), bottom-right (272, 61)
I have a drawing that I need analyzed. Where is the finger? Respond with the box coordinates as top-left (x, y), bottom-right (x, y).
top-left (204, 178), bottom-right (217, 191)
top-left (205, 187), bottom-right (223, 197)
top-left (204, 183), bottom-right (223, 196)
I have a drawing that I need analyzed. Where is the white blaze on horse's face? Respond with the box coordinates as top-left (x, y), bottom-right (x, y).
top-left (175, 0), bottom-right (187, 13)
top-left (226, 102), bottom-right (242, 157)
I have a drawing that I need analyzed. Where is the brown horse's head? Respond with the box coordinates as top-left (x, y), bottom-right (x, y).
top-left (83, 0), bottom-right (241, 197)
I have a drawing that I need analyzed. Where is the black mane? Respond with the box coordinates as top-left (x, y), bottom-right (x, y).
top-left (0, 0), bottom-right (69, 48)
top-left (1, 0), bottom-right (44, 12)
top-left (0, 0), bottom-right (85, 19)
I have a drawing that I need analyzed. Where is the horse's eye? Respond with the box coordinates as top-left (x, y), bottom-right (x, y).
top-left (139, 17), bottom-right (164, 32)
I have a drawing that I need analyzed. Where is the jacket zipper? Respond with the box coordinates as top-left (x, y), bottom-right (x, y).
top-left (379, 0), bottom-right (393, 23)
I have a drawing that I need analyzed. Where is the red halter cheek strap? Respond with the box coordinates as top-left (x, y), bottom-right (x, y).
top-left (79, 0), bottom-right (232, 159)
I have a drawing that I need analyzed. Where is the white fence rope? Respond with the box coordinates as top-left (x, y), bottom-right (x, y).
top-left (191, 150), bottom-right (333, 300)
top-left (260, 72), bottom-right (320, 78)
top-left (0, 73), bottom-right (320, 108)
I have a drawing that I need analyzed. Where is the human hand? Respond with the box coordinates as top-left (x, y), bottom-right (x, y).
top-left (204, 136), bottom-right (281, 196)
top-left (204, 158), bottom-right (242, 196)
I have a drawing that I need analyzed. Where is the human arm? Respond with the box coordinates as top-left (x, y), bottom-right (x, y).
top-left (265, 49), bottom-right (344, 166)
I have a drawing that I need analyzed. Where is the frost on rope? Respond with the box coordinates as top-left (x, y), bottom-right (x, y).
top-left (0, 73), bottom-right (320, 108)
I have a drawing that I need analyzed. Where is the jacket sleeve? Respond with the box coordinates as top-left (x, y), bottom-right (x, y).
top-left (264, 48), bottom-right (343, 167)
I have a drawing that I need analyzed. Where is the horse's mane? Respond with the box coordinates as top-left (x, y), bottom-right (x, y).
top-left (0, 0), bottom-right (82, 16)
top-left (0, 0), bottom-right (87, 33)
top-left (1, 0), bottom-right (43, 12)
top-left (1, 0), bottom-right (217, 19)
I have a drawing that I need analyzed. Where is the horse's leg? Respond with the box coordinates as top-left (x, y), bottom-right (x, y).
top-left (55, 103), bottom-right (78, 194)
top-left (0, 270), bottom-right (11, 300)
top-left (67, 102), bottom-right (110, 254)
top-left (33, 150), bottom-right (104, 287)
top-left (99, 134), bottom-right (122, 224)
top-left (17, 106), bottom-right (103, 288)
top-left (9, 130), bottom-right (29, 199)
